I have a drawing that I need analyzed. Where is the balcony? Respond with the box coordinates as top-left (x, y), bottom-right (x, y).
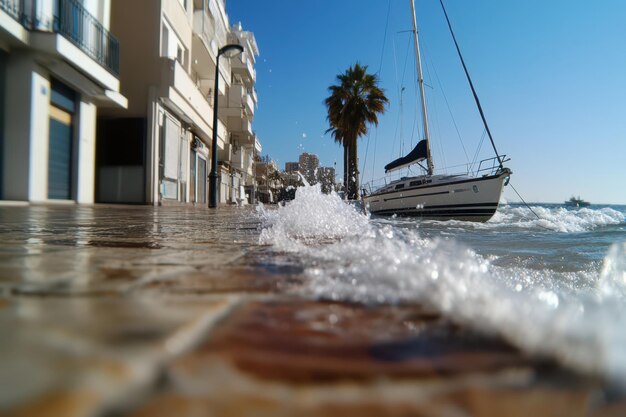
top-left (0, 0), bottom-right (20, 21)
top-left (243, 91), bottom-right (254, 116)
top-left (161, 58), bottom-right (226, 144)
top-left (229, 120), bottom-right (253, 146)
top-left (3, 0), bottom-right (120, 76)
top-left (248, 87), bottom-right (257, 105)
top-left (54, 0), bottom-right (120, 75)
top-left (191, 0), bottom-right (231, 82)
top-left (231, 52), bottom-right (255, 84)
top-left (231, 146), bottom-right (254, 176)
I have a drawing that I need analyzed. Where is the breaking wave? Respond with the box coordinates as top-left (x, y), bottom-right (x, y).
top-left (257, 185), bottom-right (626, 383)
top-left (480, 204), bottom-right (623, 232)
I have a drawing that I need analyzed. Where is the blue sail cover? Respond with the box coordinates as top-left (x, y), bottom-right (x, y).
top-left (385, 139), bottom-right (428, 173)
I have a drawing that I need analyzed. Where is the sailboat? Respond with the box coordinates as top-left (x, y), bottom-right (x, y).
top-left (363, 0), bottom-right (512, 222)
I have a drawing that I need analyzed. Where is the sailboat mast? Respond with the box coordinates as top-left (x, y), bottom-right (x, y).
top-left (438, 0), bottom-right (503, 169)
top-left (410, 0), bottom-right (434, 175)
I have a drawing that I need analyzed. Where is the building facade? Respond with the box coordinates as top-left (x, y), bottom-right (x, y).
top-left (298, 152), bottom-right (319, 185)
top-left (0, 0), bottom-right (127, 203)
top-left (317, 166), bottom-right (336, 193)
top-left (285, 161), bottom-right (299, 173)
top-left (255, 155), bottom-right (279, 204)
top-left (98, 0), bottom-right (259, 206)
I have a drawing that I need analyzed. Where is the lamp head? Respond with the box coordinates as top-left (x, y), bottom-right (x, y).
top-left (218, 44), bottom-right (244, 58)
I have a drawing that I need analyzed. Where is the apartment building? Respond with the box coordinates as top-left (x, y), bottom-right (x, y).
top-left (99, 0), bottom-right (259, 206)
top-left (285, 162), bottom-right (299, 173)
top-left (317, 166), bottom-right (336, 193)
top-left (0, 0), bottom-right (127, 202)
top-left (255, 155), bottom-right (278, 204)
top-left (298, 152), bottom-right (319, 185)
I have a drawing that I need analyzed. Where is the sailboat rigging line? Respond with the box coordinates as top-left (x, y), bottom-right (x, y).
top-left (409, 102), bottom-right (418, 148)
top-left (360, 0), bottom-right (391, 187)
top-left (360, 130), bottom-right (372, 186)
top-left (371, 129), bottom-right (377, 184)
top-left (377, 0), bottom-right (392, 75)
top-left (418, 45), bottom-right (447, 175)
top-left (509, 182), bottom-right (542, 221)
top-left (438, 0), bottom-right (503, 169)
top-left (470, 129), bottom-right (487, 173)
top-left (425, 44), bottom-right (470, 164)
top-left (390, 36), bottom-right (412, 161)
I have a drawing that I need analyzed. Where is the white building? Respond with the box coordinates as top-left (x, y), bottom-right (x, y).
top-left (298, 152), bottom-right (319, 185)
top-left (98, 0), bottom-right (259, 206)
top-left (285, 162), bottom-right (299, 173)
top-left (317, 166), bottom-right (336, 193)
top-left (227, 21), bottom-right (260, 205)
top-left (0, 0), bottom-right (127, 203)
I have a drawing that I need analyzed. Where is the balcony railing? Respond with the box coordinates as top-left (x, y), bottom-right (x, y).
top-left (0, 0), bottom-right (20, 21)
top-left (1, 0), bottom-right (120, 76)
top-left (53, 0), bottom-right (120, 75)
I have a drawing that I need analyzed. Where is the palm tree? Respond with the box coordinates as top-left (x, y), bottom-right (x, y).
top-left (325, 63), bottom-right (388, 199)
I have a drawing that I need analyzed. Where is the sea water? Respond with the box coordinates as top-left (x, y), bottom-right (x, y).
top-left (257, 184), bottom-right (626, 384)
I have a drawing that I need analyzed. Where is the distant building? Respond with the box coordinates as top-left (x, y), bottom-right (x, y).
top-left (298, 152), bottom-right (319, 184)
top-left (255, 155), bottom-right (280, 203)
top-left (317, 166), bottom-right (336, 193)
top-left (285, 162), bottom-right (299, 173)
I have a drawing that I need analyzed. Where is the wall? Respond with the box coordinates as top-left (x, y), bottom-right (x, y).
top-left (3, 52), bottom-right (50, 201)
top-left (76, 100), bottom-right (96, 203)
top-left (106, 0), bottom-right (162, 117)
top-left (0, 50), bottom-right (5, 198)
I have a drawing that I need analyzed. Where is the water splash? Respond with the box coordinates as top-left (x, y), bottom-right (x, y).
top-left (257, 183), bottom-right (370, 251)
top-left (486, 205), bottom-right (624, 232)
top-left (600, 242), bottom-right (626, 299)
top-left (258, 185), bottom-right (626, 383)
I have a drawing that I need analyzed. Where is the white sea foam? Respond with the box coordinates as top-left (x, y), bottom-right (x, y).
top-left (257, 183), bottom-right (371, 251)
top-left (257, 185), bottom-right (626, 383)
top-left (485, 205), bottom-right (624, 232)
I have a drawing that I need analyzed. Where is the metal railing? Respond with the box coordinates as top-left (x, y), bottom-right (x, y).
top-left (53, 0), bottom-right (119, 75)
top-left (0, 0), bottom-right (119, 76)
top-left (476, 155), bottom-right (510, 176)
top-left (0, 0), bottom-right (20, 21)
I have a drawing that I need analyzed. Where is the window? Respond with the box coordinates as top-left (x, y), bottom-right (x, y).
top-left (409, 180), bottom-right (423, 187)
top-left (161, 20), bottom-right (186, 66)
top-left (395, 184), bottom-right (405, 190)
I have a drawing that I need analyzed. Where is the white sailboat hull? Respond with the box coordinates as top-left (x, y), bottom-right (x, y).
top-left (363, 171), bottom-right (510, 222)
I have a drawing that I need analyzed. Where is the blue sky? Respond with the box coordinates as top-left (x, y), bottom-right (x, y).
top-left (228, 1), bottom-right (626, 204)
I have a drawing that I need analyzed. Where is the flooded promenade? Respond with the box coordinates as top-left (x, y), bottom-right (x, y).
top-left (1, 204), bottom-right (625, 417)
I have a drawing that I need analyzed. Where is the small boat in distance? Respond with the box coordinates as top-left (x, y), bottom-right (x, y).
top-left (362, 0), bottom-right (511, 222)
top-left (565, 196), bottom-right (590, 208)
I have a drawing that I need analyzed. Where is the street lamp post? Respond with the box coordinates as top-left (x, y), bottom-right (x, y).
top-left (209, 43), bottom-right (244, 208)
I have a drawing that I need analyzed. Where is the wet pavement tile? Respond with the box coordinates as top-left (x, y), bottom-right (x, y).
top-left (142, 266), bottom-right (302, 295)
top-left (0, 294), bottom-right (239, 416)
top-left (128, 299), bottom-right (625, 416)
top-left (1, 204), bottom-right (625, 416)
top-left (0, 205), bottom-right (269, 296)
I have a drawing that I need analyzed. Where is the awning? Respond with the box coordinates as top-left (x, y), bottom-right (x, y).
top-left (385, 140), bottom-right (428, 173)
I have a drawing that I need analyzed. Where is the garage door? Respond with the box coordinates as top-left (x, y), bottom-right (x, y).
top-left (162, 114), bottom-right (180, 199)
top-left (48, 105), bottom-right (73, 200)
top-left (197, 157), bottom-right (206, 204)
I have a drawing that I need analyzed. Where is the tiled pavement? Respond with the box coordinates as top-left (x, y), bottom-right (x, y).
top-left (0, 204), bottom-right (624, 417)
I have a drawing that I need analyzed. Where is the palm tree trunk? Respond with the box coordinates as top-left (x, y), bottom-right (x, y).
top-left (347, 135), bottom-right (359, 200)
top-left (343, 142), bottom-right (348, 199)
